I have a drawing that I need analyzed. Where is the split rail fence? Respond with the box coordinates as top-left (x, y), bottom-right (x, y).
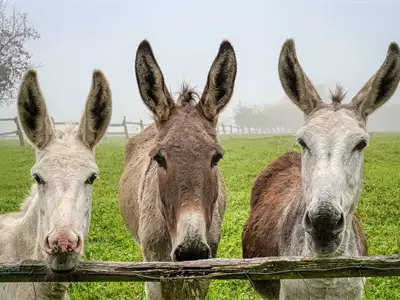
top-left (0, 116), bottom-right (292, 146)
top-left (0, 255), bottom-right (399, 282)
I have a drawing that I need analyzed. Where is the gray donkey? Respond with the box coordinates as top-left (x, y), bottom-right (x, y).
top-left (242, 39), bottom-right (400, 300)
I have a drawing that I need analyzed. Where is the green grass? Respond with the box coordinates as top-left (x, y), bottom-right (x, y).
top-left (0, 134), bottom-right (399, 299)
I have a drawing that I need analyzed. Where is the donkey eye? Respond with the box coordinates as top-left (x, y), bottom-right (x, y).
top-left (353, 140), bottom-right (368, 152)
top-left (85, 173), bottom-right (98, 185)
top-left (154, 153), bottom-right (166, 169)
top-left (211, 153), bottom-right (223, 167)
top-left (297, 139), bottom-right (308, 151)
top-left (33, 174), bottom-right (45, 185)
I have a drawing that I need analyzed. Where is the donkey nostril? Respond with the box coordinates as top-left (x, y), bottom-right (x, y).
top-left (44, 235), bottom-right (51, 253)
top-left (173, 243), bottom-right (211, 262)
top-left (71, 235), bottom-right (81, 251)
top-left (173, 245), bottom-right (183, 261)
top-left (335, 213), bottom-right (345, 232)
top-left (303, 212), bottom-right (313, 232)
top-left (200, 248), bottom-right (211, 259)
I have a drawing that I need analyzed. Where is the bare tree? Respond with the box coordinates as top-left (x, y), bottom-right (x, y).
top-left (0, 0), bottom-right (40, 106)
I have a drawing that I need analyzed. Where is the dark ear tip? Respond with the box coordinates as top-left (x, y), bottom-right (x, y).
top-left (92, 69), bottom-right (107, 82)
top-left (388, 42), bottom-right (400, 56)
top-left (219, 40), bottom-right (235, 54)
top-left (281, 38), bottom-right (296, 54)
top-left (137, 39), bottom-right (153, 54)
top-left (23, 69), bottom-right (38, 82)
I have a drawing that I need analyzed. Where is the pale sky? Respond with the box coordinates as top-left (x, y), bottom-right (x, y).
top-left (1, 0), bottom-right (400, 126)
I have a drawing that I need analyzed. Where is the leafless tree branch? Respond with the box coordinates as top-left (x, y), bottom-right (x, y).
top-left (0, 0), bottom-right (40, 107)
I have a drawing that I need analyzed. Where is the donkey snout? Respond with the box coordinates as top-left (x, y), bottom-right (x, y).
top-left (173, 240), bottom-right (211, 262)
top-left (173, 210), bottom-right (211, 261)
top-left (303, 201), bottom-right (345, 236)
top-left (44, 230), bottom-right (82, 254)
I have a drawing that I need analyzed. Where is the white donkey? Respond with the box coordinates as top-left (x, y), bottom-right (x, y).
top-left (0, 69), bottom-right (112, 300)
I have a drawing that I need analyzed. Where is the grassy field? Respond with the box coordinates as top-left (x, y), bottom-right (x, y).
top-left (0, 134), bottom-right (399, 299)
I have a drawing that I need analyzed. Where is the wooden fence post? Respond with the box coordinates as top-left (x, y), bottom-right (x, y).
top-left (122, 116), bottom-right (129, 139)
top-left (14, 117), bottom-right (24, 147)
top-left (139, 119), bottom-right (144, 132)
top-left (230, 124), bottom-right (233, 134)
top-left (222, 124), bottom-right (226, 135)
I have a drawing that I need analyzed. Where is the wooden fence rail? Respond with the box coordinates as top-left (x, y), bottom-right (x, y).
top-left (0, 116), bottom-right (292, 147)
top-left (0, 117), bottom-right (24, 146)
top-left (0, 255), bottom-right (399, 283)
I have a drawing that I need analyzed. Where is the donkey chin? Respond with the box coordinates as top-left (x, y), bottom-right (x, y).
top-left (305, 231), bottom-right (345, 256)
top-left (45, 252), bottom-right (82, 274)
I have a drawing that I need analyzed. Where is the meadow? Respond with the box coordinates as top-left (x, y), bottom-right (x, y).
top-left (0, 134), bottom-right (399, 300)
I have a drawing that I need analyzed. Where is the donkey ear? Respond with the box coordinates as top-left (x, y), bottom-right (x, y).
top-left (351, 42), bottom-right (400, 119)
top-left (77, 70), bottom-right (112, 149)
top-left (198, 40), bottom-right (237, 122)
top-left (17, 69), bottom-right (54, 149)
top-left (135, 40), bottom-right (174, 123)
top-left (278, 39), bottom-right (322, 115)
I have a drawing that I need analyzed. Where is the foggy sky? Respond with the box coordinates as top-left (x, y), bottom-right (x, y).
top-left (1, 0), bottom-right (400, 127)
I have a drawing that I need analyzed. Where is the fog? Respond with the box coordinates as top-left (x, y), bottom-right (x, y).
top-left (1, 1), bottom-right (400, 134)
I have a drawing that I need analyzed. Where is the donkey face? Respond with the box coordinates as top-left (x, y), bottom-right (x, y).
top-left (17, 70), bottom-right (112, 272)
top-left (278, 40), bottom-right (400, 255)
top-left (135, 40), bottom-right (236, 261)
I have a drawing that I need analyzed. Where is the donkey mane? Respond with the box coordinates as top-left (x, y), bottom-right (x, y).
top-left (176, 82), bottom-right (199, 107)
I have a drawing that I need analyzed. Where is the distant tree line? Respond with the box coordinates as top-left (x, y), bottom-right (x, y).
top-left (232, 100), bottom-right (303, 131)
top-left (232, 88), bottom-right (400, 132)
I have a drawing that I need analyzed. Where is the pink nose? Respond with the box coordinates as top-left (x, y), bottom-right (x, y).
top-left (44, 231), bottom-right (82, 254)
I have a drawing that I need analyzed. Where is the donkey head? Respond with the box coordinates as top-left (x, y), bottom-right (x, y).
top-left (135, 40), bottom-right (236, 261)
top-left (278, 39), bottom-right (400, 255)
top-left (17, 69), bottom-right (112, 272)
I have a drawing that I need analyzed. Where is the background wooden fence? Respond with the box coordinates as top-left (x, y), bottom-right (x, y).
top-left (0, 116), bottom-right (293, 146)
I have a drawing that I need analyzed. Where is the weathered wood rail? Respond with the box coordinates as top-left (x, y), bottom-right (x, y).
top-left (0, 256), bottom-right (399, 283)
top-left (0, 117), bottom-right (24, 146)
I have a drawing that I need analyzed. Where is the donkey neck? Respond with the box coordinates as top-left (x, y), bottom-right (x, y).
top-left (13, 186), bottom-right (43, 261)
top-left (12, 186), bottom-right (70, 300)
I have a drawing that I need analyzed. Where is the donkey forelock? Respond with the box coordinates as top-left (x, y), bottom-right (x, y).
top-left (176, 82), bottom-right (199, 107)
top-left (328, 83), bottom-right (347, 105)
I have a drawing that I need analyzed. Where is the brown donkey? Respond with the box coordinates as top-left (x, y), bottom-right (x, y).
top-left (118, 40), bottom-right (237, 300)
top-left (242, 39), bottom-right (400, 300)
